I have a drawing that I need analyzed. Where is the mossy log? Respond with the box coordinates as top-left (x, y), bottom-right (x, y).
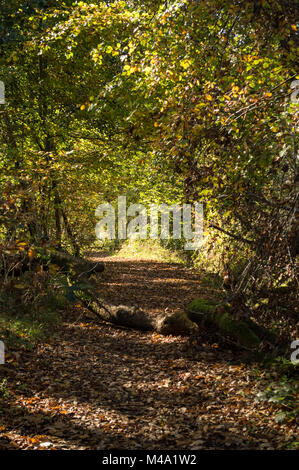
top-left (186, 298), bottom-right (276, 349)
top-left (71, 286), bottom-right (276, 345)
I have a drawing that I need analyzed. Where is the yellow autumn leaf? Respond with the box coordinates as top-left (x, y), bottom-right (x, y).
top-left (180, 59), bottom-right (191, 70)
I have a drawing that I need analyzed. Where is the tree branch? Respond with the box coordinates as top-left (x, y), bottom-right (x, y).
top-left (209, 223), bottom-right (253, 244)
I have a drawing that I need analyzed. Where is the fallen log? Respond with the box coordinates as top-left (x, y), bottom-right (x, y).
top-left (74, 281), bottom-right (198, 335)
top-left (67, 276), bottom-right (278, 346)
top-left (47, 250), bottom-right (105, 277)
top-left (79, 289), bottom-right (154, 331)
top-left (1, 249), bottom-right (104, 278)
top-left (186, 298), bottom-right (277, 349)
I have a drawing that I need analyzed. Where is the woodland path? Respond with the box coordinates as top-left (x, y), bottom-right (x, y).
top-left (0, 255), bottom-right (297, 449)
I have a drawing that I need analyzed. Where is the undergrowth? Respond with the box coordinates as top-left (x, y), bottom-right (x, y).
top-left (0, 272), bottom-right (70, 351)
top-left (110, 239), bottom-right (186, 264)
top-left (254, 357), bottom-right (298, 448)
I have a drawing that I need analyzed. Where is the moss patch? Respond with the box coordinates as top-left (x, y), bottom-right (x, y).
top-left (186, 297), bottom-right (265, 349)
top-left (216, 312), bottom-right (260, 348)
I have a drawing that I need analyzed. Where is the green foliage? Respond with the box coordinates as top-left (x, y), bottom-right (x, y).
top-left (0, 270), bottom-right (67, 349)
top-left (0, 310), bottom-right (61, 350)
top-left (0, 0), bottom-right (297, 332)
top-left (255, 371), bottom-right (298, 429)
top-left (112, 239), bottom-right (185, 263)
top-left (252, 356), bottom-right (298, 443)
